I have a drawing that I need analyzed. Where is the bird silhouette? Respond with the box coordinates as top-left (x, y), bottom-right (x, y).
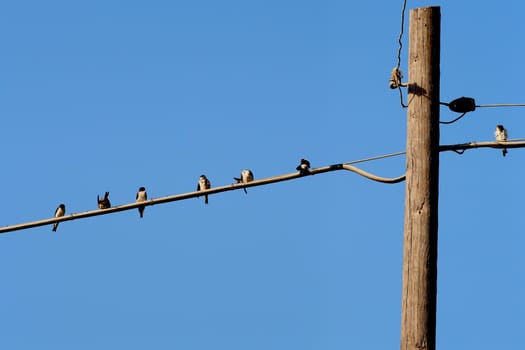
top-left (97, 191), bottom-right (111, 209)
top-left (52, 204), bottom-right (66, 232)
top-left (296, 158), bottom-right (311, 175)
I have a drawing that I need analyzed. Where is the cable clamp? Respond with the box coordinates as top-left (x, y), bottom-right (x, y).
top-left (389, 67), bottom-right (408, 89)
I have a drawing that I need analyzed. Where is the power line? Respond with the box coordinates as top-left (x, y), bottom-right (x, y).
top-left (344, 150), bottom-right (406, 165)
top-left (3, 139), bottom-right (525, 235)
top-left (439, 112), bottom-right (468, 125)
top-left (439, 139), bottom-right (525, 153)
top-left (396, 0), bottom-right (408, 70)
top-left (440, 97), bottom-right (525, 124)
top-left (477, 103), bottom-right (525, 108)
top-left (0, 161), bottom-right (406, 235)
top-left (392, 0), bottom-right (408, 108)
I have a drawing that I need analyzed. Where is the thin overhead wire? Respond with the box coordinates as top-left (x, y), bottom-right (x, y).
top-left (476, 103), bottom-right (525, 108)
top-left (394, 0), bottom-right (408, 108)
top-left (439, 112), bottom-right (468, 125)
top-left (396, 0), bottom-right (407, 70)
top-left (344, 150), bottom-right (406, 165)
top-left (440, 98), bottom-right (525, 124)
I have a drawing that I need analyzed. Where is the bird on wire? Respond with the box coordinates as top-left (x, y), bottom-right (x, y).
top-left (97, 191), bottom-right (111, 209)
top-left (296, 158), bottom-right (311, 176)
top-left (52, 204), bottom-right (66, 232)
top-left (197, 175), bottom-right (211, 204)
top-left (233, 169), bottom-right (254, 194)
top-left (136, 187), bottom-right (147, 218)
top-left (495, 124), bottom-right (508, 157)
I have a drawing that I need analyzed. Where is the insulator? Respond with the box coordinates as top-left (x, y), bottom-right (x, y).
top-left (448, 97), bottom-right (476, 113)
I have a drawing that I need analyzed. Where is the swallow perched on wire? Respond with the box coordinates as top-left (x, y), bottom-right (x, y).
top-left (495, 124), bottom-right (508, 157)
top-left (52, 204), bottom-right (66, 232)
top-left (197, 175), bottom-right (211, 204)
top-left (136, 187), bottom-right (147, 218)
top-left (234, 169), bottom-right (254, 194)
top-left (97, 191), bottom-right (111, 209)
top-left (296, 158), bottom-right (311, 176)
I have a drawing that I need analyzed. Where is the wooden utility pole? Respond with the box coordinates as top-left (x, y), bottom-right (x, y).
top-left (401, 7), bottom-right (440, 350)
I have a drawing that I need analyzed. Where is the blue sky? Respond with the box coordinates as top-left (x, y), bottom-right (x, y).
top-left (1, 1), bottom-right (524, 349)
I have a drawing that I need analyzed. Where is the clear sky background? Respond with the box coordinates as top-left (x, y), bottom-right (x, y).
top-left (1, 1), bottom-right (524, 349)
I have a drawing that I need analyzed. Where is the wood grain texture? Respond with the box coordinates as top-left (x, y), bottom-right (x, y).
top-left (401, 7), bottom-right (440, 350)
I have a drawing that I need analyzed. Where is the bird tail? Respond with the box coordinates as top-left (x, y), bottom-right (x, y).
top-left (139, 206), bottom-right (144, 218)
top-left (503, 148), bottom-right (508, 157)
top-left (205, 195), bottom-right (209, 205)
top-left (243, 187), bottom-right (248, 194)
top-left (52, 223), bottom-right (58, 232)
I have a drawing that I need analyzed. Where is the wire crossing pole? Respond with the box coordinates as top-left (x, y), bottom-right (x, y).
top-left (401, 7), bottom-right (440, 350)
